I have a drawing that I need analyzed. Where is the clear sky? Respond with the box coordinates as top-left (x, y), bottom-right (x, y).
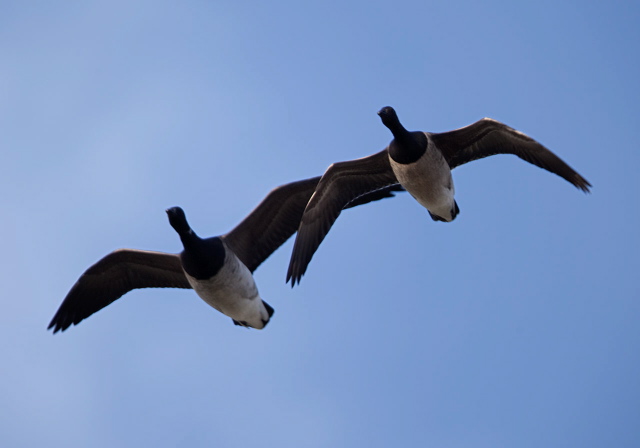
top-left (2, 1), bottom-right (639, 447)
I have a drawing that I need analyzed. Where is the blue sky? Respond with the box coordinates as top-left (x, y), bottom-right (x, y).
top-left (2, 1), bottom-right (639, 447)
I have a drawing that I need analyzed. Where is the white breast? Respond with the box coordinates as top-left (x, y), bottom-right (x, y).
top-left (185, 248), bottom-right (268, 328)
top-left (389, 135), bottom-right (456, 219)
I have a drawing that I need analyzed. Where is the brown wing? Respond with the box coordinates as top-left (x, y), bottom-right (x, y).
top-left (223, 174), bottom-right (402, 273)
top-left (48, 249), bottom-right (190, 333)
top-left (286, 149), bottom-right (400, 286)
top-left (222, 177), bottom-right (323, 273)
top-left (431, 118), bottom-right (591, 192)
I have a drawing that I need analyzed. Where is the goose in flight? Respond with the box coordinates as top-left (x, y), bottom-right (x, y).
top-left (286, 106), bottom-right (591, 285)
top-left (48, 177), bottom-right (402, 332)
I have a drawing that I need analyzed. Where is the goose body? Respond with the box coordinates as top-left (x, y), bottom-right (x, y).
top-left (389, 137), bottom-right (458, 222)
top-left (167, 207), bottom-right (273, 329)
top-left (382, 106), bottom-right (459, 222)
top-left (185, 252), bottom-right (266, 328)
top-left (286, 106), bottom-right (591, 285)
top-left (48, 177), bottom-right (402, 333)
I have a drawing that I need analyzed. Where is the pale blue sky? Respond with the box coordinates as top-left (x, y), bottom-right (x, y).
top-left (2, 1), bottom-right (639, 447)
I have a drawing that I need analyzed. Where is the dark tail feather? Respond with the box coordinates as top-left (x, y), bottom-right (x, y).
top-left (262, 300), bottom-right (275, 318)
top-left (452, 200), bottom-right (460, 220)
top-left (428, 200), bottom-right (459, 222)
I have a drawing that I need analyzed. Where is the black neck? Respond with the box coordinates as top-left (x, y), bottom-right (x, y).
top-left (180, 233), bottom-right (226, 280)
top-left (388, 130), bottom-right (428, 165)
top-left (387, 120), bottom-right (408, 138)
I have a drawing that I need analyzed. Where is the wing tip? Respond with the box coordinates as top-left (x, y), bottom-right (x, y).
top-left (47, 319), bottom-right (65, 334)
top-left (286, 262), bottom-right (305, 288)
top-left (47, 309), bottom-right (79, 334)
top-left (574, 175), bottom-right (592, 193)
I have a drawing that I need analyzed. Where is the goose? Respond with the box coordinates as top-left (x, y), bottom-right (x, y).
top-left (48, 177), bottom-right (402, 332)
top-left (286, 106), bottom-right (591, 285)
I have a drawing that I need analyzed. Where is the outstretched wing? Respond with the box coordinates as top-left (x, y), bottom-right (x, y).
top-left (224, 174), bottom-right (402, 273)
top-left (48, 249), bottom-right (190, 333)
top-left (286, 149), bottom-right (400, 286)
top-left (223, 177), bottom-right (323, 273)
top-left (432, 118), bottom-right (591, 192)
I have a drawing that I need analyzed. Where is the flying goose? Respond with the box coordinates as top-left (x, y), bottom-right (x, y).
top-left (286, 106), bottom-right (591, 285)
top-left (48, 177), bottom-right (402, 332)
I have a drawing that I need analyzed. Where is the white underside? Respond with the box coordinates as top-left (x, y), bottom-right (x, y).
top-left (185, 249), bottom-right (269, 329)
top-left (389, 137), bottom-right (456, 221)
